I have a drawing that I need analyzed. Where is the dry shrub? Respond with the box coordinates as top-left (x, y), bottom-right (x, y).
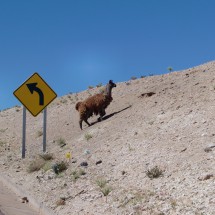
top-left (27, 159), bottom-right (46, 173)
top-left (146, 166), bottom-right (164, 179)
top-left (39, 153), bottom-right (54, 161)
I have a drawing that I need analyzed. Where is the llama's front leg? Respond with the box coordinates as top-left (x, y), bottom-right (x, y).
top-left (79, 119), bottom-right (83, 130)
top-left (98, 109), bottom-right (106, 122)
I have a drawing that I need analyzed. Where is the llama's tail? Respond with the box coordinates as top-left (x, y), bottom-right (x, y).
top-left (75, 102), bottom-right (82, 111)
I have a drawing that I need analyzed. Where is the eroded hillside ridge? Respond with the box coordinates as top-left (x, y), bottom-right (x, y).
top-left (0, 61), bottom-right (215, 215)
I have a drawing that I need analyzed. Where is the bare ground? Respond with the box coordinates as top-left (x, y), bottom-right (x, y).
top-left (0, 61), bottom-right (215, 215)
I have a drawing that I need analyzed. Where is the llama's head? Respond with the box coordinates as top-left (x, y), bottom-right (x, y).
top-left (105, 80), bottom-right (116, 97)
top-left (109, 80), bottom-right (116, 88)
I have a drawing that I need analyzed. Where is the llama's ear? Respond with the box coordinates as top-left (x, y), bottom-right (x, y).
top-left (109, 80), bottom-right (113, 84)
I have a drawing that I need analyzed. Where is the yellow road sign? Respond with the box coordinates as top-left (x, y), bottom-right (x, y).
top-left (13, 73), bottom-right (57, 116)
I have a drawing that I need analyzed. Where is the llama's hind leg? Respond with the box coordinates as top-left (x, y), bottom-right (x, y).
top-left (79, 118), bottom-right (91, 130)
top-left (84, 119), bottom-right (91, 127)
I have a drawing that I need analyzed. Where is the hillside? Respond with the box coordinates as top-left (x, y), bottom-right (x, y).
top-left (1, 61), bottom-right (215, 215)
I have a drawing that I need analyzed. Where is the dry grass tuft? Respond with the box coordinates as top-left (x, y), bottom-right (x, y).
top-left (146, 166), bottom-right (164, 179)
top-left (27, 159), bottom-right (46, 173)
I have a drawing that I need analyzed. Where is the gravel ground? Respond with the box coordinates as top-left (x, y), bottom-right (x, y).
top-left (0, 61), bottom-right (215, 215)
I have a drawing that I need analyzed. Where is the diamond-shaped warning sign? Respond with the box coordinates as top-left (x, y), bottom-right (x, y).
top-left (13, 73), bottom-right (57, 116)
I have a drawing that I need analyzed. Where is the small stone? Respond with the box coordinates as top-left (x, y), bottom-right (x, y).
top-left (84, 149), bottom-right (91, 155)
top-left (198, 174), bottom-right (214, 181)
top-left (60, 143), bottom-right (66, 148)
top-left (180, 148), bottom-right (187, 152)
top-left (96, 160), bottom-right (102, 165)
top-left (121, 171), bottom-right (126, 175)
top-left (56, 199), bottom-right (65, 206)
top-left (80, 162), bottom-right (88, 167)
top-left (204, 147), bottom-right (212, 152)
top-left (21, 197), bottom-right (29, 203)
top-left (71, 158), bottom-right (77, 163)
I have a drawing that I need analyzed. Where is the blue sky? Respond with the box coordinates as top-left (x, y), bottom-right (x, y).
top-left (0, 0), bottom-right (214, 110)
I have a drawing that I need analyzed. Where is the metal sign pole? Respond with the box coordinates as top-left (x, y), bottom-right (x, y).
top-left (22, 106), bottom-right (26, 158)
top-left (43, 108), bottom-right (47, 152)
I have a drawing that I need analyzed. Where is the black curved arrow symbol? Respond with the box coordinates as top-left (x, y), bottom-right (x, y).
top-left (26, 83), bottom-right (44, 106)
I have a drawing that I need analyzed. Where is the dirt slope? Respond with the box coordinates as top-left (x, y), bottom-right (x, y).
top-left (0, 61), bottom-right (215, 215)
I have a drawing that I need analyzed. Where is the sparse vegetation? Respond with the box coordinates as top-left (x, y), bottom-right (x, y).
top-left (36, 130), bottom-right (43, 137)
top-left (84, 133), bottom-right (93, 141)
top-left (0, 140), bottom-right (6, 147)
top-left (130, 192), bottom-right (145, 206)
top-left (52, 161), bottom-right (68, 174)
top-left (170, 198), bottom-right (177, 209)
top-left (119, 189), bottom-right (155, 209)
top-left (27, 159), bottom-right (46, 173)
top-left (131, 76), bottom-right (137, 80)
top-left (101, 186), bottom-right (112, 197)
top-left (146, 166), bottom-right (164, 179)
top-left (56, 173), bottom-right (64, 178)
top-left (3, 61), bottom-right (215, 214)
top-left (128, 144), bottom-right (135, 151)
top-left (96, 178), bottom-right (108, 188)
top-left (57, 161), bottom-right (68, 172)
top-left (39, 153), bottom-right (54, 161)
top-left (99, 87), bottom-right (105, 94)
top-left (42, 161), bottom-right (52, 172)
top-left (96, 83), bottom-right (102, 88)
top-left (88, 85), bottom-right (94, 89)
top-left (60, 99), bottom-right (67, 104)
top-left (96, 178), bottom-right (111, 202)
top-left (0, 128), bottom-right (7, 133)
top-left (71, 168), bottom-right (86, 181)
top-left (168, 66), bottom-right (173, 72)
top-left (56, 138), bottom-right (66, 147)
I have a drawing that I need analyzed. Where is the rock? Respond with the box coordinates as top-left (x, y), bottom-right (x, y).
top-left (56, 199), bottom-right (65, 206)
top-left (204, 147), bottom-right (212, 152)
top-left (80, 162), bottom-right (88, 167)
top-left (180, 148), bottom-right (187, 152)
top-left (121, 170), bottom-right (126, 175)
top-left (96, 160), bottom-right (102, 165)
top-left (21, 197), bottom-right (29, 203)
top-left (84, 149), bottom-right (91, 155)
top-left (44, 169), bottom-right (55, 180)
top-left (198, 174), bottom-right (214, 181)
top-left (71, 158), bottom-right (77, 163)
top-left (204, 145), bottom-right (215, 152)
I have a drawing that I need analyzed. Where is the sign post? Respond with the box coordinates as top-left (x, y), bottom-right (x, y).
top-left (43, 108), bottom-right (47, 152)
top-left (14, 73), bottom-right (57, 158)
top-left (22, 107), bottom-right (26, 158)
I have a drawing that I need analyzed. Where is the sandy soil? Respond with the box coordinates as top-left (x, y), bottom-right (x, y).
top-left (0, 61), bottom-right (215, 215)
top-left (0, 180), bottom-right (38, 215)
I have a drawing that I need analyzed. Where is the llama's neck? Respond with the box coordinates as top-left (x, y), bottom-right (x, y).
top-left (105, 84), bottom-right (113, 97)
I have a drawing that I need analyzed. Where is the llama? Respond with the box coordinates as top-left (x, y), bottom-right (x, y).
top-left (75, 80), bottom-right (116, 129)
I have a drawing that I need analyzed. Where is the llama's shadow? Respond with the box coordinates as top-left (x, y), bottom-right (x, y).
top-left (90, 105), bottom-right (132, 126)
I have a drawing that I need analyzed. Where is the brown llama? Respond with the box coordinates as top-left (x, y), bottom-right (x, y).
top-left (75, 80), bottom-right (116, 129)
